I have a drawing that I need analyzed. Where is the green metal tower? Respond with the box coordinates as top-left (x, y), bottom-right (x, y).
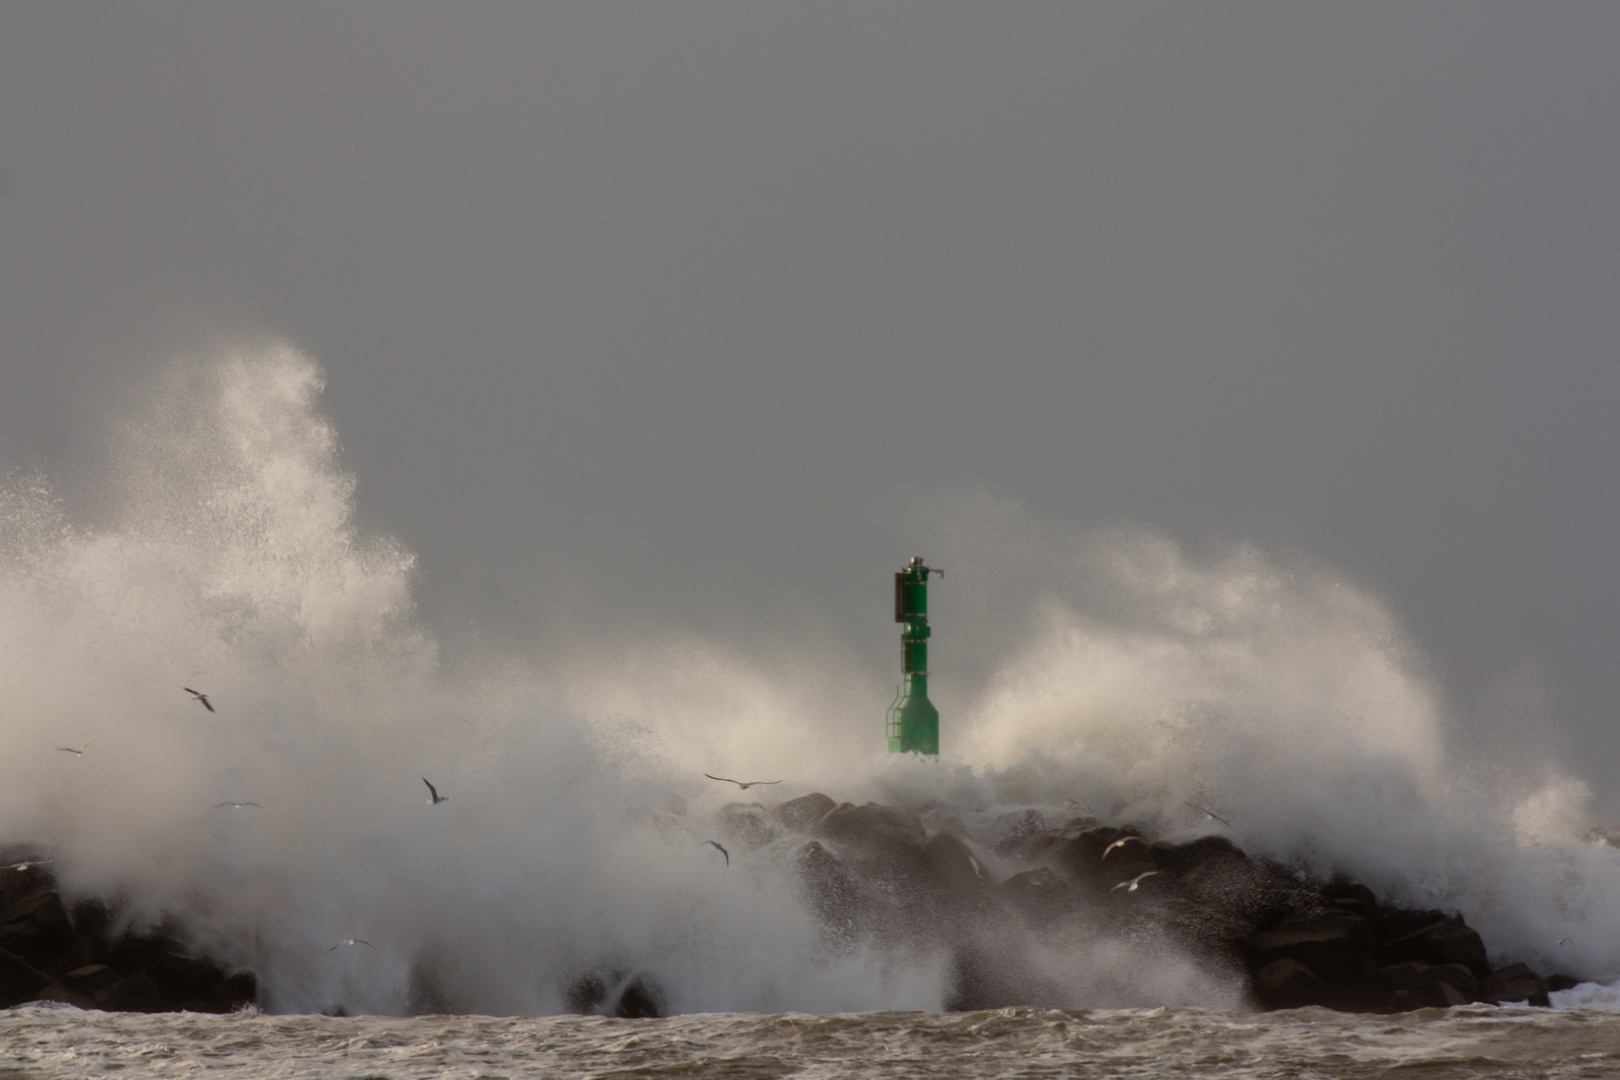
top-left (886, 556), bottom-right (942, 756)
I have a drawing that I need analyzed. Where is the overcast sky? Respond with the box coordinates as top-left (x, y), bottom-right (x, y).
top-left (2, 4), bottom-right (1618, 803)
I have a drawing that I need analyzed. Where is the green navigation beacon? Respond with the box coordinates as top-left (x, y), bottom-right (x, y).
top-left (886, 555), bottom-right (942, 756)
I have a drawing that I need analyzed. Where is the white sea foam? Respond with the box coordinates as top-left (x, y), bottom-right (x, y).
top-left (2, 342), bottom-right (1617, 1016)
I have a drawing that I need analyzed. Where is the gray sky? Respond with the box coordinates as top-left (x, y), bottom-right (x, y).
top-left (2, 4), bottom-right (1618, 803)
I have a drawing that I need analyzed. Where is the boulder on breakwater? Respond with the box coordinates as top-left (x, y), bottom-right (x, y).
top-left (0, 849), bottom-right (256, 1014)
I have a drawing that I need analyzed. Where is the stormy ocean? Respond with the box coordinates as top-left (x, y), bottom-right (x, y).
top-left (5, 1000), bottom-right (1620, 1079)
top-left (6, 346), bottom-right (1620, 1078)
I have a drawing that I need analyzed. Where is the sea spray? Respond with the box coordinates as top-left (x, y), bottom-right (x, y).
top-left (2, 341), bottom-right (1619, 1016)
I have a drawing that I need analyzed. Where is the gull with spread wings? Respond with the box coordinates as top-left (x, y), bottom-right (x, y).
top-left (1111, 871), bottom-right (1161, 893)
top-left (704, 774), bottom-right (781, 791)
top-left (1102, 836), bottom-right (1145, 859)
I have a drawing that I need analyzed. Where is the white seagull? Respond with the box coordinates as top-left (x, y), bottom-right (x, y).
top-left (1111, 871), bottom-right (1162, 893)
top-left (184, 687), bottom-right (215, 713)
top-left (56, 740), bottom-right (95, 757)
top-left (212, 801), bottom-right (262, 810)
top-left (1, 860), bottom-right (52, 871)
top-left (700, 840), bottom-right (729, 867)
top-left (327, 938), bottom-right (374, 951)
top-left (1102, 836), bottom-right (1144, 859)
top-left (423, 777), bottom-right (449, 805)
top-left (704, 774), bottom-right (781, 791)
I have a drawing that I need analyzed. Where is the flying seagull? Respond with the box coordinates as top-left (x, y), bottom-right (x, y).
top-left (423, 777), bottom-right (449, 805)
top-left (184, 688), bottom-right (215, 713)
top-left (1557, 938), bottom-right (1571, 946)
top-left (56, 739), bottom-right (95, 757)
top-left (1102, 836), bottom-right (1145, 859)
top-left (1185, 801), bottom-right (1233, 829)
top-left (212, 801), bottom-right (262, 810)
top-left (1111, 871), bottom-right (1162, 893)
top-left (700, 840), bottom-right (729, 867)
top-left (1, 860), bottom-right (52, 871)
top-left (327, 939), bottom-right (374, 951)
top-left (704, 774), bottom-right (781, 791)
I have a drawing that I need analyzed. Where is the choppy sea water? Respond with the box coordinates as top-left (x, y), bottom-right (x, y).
top-left (8, 1003), bottom-right (1620, 1080)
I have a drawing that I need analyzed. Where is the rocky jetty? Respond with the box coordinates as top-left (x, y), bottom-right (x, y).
top-left (696, 794), bottom-right (1569, 1014)
top-left (0, 850), bottom-right (256, 1014)
top-left (3, 796), bottom-right (1576, 1017)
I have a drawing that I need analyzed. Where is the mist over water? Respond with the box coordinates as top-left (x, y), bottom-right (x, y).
top-left (3, 344), bottom-right (1619, 1017)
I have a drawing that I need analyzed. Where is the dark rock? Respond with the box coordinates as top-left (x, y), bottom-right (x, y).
top-left (1322, 967), bottom-right (1398, 1013)
top-left (32, 981), bottom-right (98, 1009)
top-left (1253, 957), bottom-right (1329, 1009)
top-left (0, 891), bottom-right (73, 963)
top-left (1546, 973), bottom-right (1580, 993)
top-left (1484, 963), bottom-right (1551, 1007)
top-left (1043, 827), bottom-right (1149, 878)
top-left (943, 942), bottom-right (1058, 1011)
top-left (1323, 880), bottom-right (1378, 906)
top-left (0, 848), bottom-right (54, 910)
top-left (943, 946), bottom-right (1000, 1011)
top-left (1156, 895), bottom-right (1258, 962)
top-left (771, 793), bottom-right (836, 832)
top-left (2, 891), bottom-right (70, 929)
top-left (0, 947), bottom-right (50, 1008)
top-left (99, 929), bottom-right (256, 1012)
top-left (1179, 856), bottom-right (1317, 933)
top-left (1376, 918), bottom-right (1490, 978)
top-left (1378, 908), bottom-right (1453, 943)
top-left (407, 961), bottom-right (451, 1016)
top-left (1150, 835), bottom-right (1244, 878)
top-left (1433, 962), bottom-right (1480, 1000)
top-left (795, 841), bottom-right (862, 938)
top-left (1248, 909), bottom-right (1372, 980)
top-left (816, 802), bottom-right (926, 850)
top-left (1000, 865), bottom-right (1064, 893)
top-left (716, 802), bottom-right (780, 849)
top-left (1376, 961), bottom-right (1481, 1009)
top-left (613, 973), bottom-right (666, 1018)
top-left (989, 810), bottom-right (1049, 856)
top-left (814, 803), bottom-right (934, 896)
top-left (141, 952), bottom-right (218, 1002)
top-left (69, 897), bottom-right (117, 943)
top-left (217, 970), bottom-right (257, 1008)
top-left (996, 867), bottom-right (1068, 920)
top-left (1320, 878), bottom-right (1380, 923)
top-left (107, 928), bottom-right (188, 975)
top-left (562, 967), bottom-right (665, 1017)
top-left (1327, 896), bottom-right (1380, 921)
top-left (564, 971), bottom-right (608, 1014)
top-left (54, 935), bottom-right (98, 976)
top-left (62, 964), bottom-right (122, 996)
top-left (96, 972), bottom-right (164, 1013)
top-left (924, 831), bottom-right (984, 895)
